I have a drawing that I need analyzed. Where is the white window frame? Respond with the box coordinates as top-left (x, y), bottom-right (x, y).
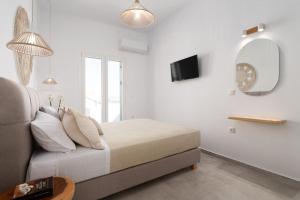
top-left (81, 52), bottom-right (124, 122)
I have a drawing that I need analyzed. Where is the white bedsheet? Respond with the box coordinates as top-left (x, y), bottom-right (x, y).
top-left (26, 138), bottom-right (110, 183)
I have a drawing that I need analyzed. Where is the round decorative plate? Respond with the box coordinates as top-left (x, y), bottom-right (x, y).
top-left (236, 63), bottom-right (257, 92)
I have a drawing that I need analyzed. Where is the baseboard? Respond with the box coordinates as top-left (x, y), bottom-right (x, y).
top-left (201, 149), bottom-right (300, 184)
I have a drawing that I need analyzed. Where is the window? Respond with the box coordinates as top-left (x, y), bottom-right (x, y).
top-left (84, 56), bottom-right (123, 123)
top-left (108, 60), bottom-right (122, 122)
top-left (85, 57), bottom-right (103, 122)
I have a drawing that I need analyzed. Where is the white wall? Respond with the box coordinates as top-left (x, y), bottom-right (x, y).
top-left (34, 0), bottom-right (300, 181)
top-left (0, 0), bottom-right (32, 83)
top-left (35, 6), bottom-right (152, 119)
top-left (150, 0), bottom-right (300, 181)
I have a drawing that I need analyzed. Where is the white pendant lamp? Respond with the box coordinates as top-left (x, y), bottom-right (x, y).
top-left (43, 0), bottom-right (57, 85)
top-left (7, 0), bottom-right (53, 56)
top-left (121, 0), bottom-right (155, 28)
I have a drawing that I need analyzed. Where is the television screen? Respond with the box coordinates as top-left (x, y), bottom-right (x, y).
top-left (170, 55), bottom-right (199, 82)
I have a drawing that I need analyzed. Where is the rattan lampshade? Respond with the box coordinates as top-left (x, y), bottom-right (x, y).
top-left (7, 32), bottom-right (53, 57)
top-left (121, 0), bottom-right (154, 28)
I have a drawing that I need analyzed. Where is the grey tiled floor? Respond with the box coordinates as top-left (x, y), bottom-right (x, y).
top-left (105, 152), bottom-right (300, 200)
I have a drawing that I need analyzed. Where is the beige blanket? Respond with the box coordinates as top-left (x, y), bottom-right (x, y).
top-left (101, 119), bottom-right (201, 172)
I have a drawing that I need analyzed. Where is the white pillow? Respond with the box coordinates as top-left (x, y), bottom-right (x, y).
top-left (31, 111), bottom-right (76, 152)
top-left (40, 106), bottom-right (59, 119)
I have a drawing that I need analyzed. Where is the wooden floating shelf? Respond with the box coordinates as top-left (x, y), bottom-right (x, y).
top-left (228, 116), bottom-right (287, 125)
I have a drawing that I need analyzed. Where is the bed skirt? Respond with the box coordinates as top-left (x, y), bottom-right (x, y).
top-left (74, 148), bottom-right (201, 200)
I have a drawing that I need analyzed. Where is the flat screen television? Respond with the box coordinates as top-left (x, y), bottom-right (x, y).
top-left (170, 55), bottom-right (199, 82)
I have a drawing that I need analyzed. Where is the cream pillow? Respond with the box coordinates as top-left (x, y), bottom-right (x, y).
top-left (31, 111), bottom-right (76, 153)
top-left (62, 109), bottom-right (104, 149)
top-left (89, 117), bottom-right (103, 135)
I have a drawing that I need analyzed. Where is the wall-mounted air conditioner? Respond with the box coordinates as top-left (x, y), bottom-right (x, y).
top-left (119, 38), bottom-right (148, 54)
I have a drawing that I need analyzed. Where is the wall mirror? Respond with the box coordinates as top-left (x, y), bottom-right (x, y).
top-left (236, 39), bottom-right (279, 95)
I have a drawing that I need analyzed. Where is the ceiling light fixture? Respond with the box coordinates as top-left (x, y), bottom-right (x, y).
top-left (7, 0), bottom-right (53, 56)
top-left (121, 0), bottom-right (155, 28)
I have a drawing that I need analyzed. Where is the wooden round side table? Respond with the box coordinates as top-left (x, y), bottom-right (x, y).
top-left (0, 177), bottom-right (75, 200)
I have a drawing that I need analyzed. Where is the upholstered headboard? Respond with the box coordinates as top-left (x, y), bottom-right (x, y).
top-left (0, 77), bottom-right (39, 192)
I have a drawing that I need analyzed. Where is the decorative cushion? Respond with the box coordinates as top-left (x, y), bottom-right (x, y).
top-left (89, 117), bottom-right (103, 135)
top-left (62, 109), bottom-right (104, 150)
top-left (31, 111), bottom-right (76, 152)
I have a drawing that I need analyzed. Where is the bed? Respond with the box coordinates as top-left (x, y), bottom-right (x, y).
top-left (0, 77), bottom-right (201, 200)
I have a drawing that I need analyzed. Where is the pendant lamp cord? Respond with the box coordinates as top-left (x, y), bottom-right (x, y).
top-left (31, 0), bottom-right (34, 31)
top-left (49, 0), bottom-right (53, 75)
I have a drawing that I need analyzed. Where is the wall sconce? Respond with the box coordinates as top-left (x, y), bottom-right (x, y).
top-left (242, 23), bottom-right (265, 38)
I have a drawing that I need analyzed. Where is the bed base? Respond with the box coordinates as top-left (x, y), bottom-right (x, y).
top-left (74, 148), bottom-right (201, 200)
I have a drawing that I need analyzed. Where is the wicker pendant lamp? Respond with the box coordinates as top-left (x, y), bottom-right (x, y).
top-left (7, 32), bottom-right (53, 56)
top-left (121, 0), bottom-right (155, 28)
top-left (7, 0), bottom-right (53, 56)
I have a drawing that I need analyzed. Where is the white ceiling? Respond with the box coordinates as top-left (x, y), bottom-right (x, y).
top-left (50, 0), bottom-right (188, 32)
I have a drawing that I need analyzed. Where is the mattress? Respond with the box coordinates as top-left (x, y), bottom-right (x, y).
top-left (101, 119), bottom-right (201, 172)
top-left (26, 141), bottom-right (110, 183)
top-left (27, 119), bottom-right (200, 183)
